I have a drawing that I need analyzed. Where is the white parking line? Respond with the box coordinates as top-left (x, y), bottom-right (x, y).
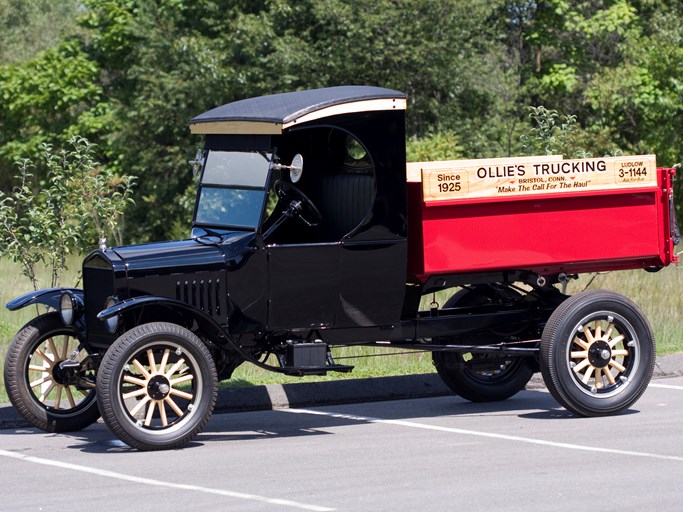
top-left (0, 449), bottom-right (334, 512)
top-left (285, 408), bottom-right (683, 463)
top-left (649, 383), bottom-right (683, 390)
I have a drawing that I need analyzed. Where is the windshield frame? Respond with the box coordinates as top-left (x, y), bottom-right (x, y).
top-left (192, 149), bottom-right (274, 232)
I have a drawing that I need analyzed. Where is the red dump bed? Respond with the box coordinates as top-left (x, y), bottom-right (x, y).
top-left (406, 155), bottom-right (679, 281)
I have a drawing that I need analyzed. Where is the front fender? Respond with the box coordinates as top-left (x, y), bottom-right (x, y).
top-left (97, 296), bottom-right (229, 346)
top-left (6, 287), bottom-right (83, 312)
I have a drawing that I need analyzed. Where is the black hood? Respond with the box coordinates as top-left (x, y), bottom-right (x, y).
top-left (112, 232), bottom-right (255, 278)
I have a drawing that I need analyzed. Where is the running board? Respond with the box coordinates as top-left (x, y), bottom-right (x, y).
top-left (281, 364), bottom-right (355, 377)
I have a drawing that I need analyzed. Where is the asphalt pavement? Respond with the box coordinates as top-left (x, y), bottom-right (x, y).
top-left (3, 374), bottom-right (683, 511)
top-left (1, 353), bottom-right (681, 429)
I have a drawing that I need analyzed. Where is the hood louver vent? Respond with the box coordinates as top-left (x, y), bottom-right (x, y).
top-left (176, 278), bottom-right (222, 317)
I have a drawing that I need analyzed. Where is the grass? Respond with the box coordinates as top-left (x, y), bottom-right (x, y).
top-left (1, 257), bottom-right (682, 402)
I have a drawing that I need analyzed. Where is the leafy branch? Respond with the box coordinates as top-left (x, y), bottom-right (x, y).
top-left (520, 105), bottom-right (585, 158)
top-left (0, 136), bottom-right (135, 290)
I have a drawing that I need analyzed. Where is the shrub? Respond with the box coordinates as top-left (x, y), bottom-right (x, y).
top-left (0, 136), bottom-right (135, 290)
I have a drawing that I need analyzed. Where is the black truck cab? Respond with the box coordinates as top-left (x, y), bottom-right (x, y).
top-left (188, 86), bottom-right (408, 333)
top-left (74, 86), bottom-right (410, 360)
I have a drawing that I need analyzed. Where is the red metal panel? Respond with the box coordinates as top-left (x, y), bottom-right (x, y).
top-left (407, 168), bottom-right (676, 280)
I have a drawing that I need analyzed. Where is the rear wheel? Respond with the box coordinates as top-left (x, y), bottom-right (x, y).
top-left (433, 351), bottom-right (535, 402)
top-left (96, 322), bottom-right (217, 451)
top-left (432, 287), bottom-right (535, 402)
top-left (3, 313), bottom-right (100, 432)
top-left (540, 290), bottom-right (655, 416)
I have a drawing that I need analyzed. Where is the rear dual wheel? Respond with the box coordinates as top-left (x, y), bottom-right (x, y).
top-left (433, 351), bottom-right (534, 402)
top-left (433, 287), bottom-right (535, 402)
top-left (96, 322), bottom-right (217, 451)
top-left (540, 290), bottom-right (655, 416)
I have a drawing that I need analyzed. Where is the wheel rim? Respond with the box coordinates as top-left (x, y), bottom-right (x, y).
top-left (462, 353), bottom-right (523, 383)
top-left (566, 311), bottom-right (639, 398)
top-left (25, 333), bottom-right (95, 413)
top-left (119, 342), bottom-right (203, 432)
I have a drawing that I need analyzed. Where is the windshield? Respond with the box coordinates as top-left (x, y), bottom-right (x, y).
top-left (194, 151), bottom-right (272, 230)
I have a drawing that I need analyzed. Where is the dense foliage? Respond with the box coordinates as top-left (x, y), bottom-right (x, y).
top-left (1, 0), bottom-right (681, 242)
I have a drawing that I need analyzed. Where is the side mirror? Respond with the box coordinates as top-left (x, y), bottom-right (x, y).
top-left (189, 149), bottom-right (205, 176)
top-left (273, 154), bottom-right (304, 183)
top-left (289, 154), bottom-right (303, 183)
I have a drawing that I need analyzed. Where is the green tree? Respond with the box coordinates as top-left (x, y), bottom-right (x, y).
top-left (406, 132), bottom-right (463, 162)
top-left (76, 0), bottom-right (511, 239)
top-left (0, 38), bottom-right (109, 192)
top-left (510, 0), bottom-right (683, 223)
top-left (1, 0), bottom-right (681, 239)
top-left (0, 0), bottom-right (83, 64)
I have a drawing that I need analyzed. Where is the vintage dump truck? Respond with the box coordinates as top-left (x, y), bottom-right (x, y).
top-left (4, 86), bottom-right (680, 450)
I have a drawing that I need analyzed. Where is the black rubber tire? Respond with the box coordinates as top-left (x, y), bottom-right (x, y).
top-left (433, 351), bottom-right (535, 402)
top-left (96, 322), bottom-right (217, 451)
top-left (432, 287), bottom-right (535, 402)
top-left (3, 313), bottom-right (100, 432)
top-left (540, 290), bottom-right (655, 417)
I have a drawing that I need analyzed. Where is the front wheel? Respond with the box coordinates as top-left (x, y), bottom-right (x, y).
top-left (540, 290), bottom-right (655, 417)
top-left (3, 313), bottom-right (100, 432)
top-left (96, 322), bottom-right (217, 451)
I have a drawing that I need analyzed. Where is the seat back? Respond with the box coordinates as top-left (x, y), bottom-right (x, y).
top-left (317, 172), bottom-right (375, 240)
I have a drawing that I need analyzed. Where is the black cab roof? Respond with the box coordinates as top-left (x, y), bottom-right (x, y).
top-left (189, 85), bottom-right (406, 135)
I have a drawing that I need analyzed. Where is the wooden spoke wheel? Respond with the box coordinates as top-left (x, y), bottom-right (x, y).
top-left (3, 313), bottom-right (99, 432)
top-left (97, 322), bottom-right (217, 451)
top-left (540, 290), bottom-right (655, 416)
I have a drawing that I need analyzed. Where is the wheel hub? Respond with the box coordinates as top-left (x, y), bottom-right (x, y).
top-left (147, 375), bottom-right (172, 400)
top-left (568, 315), bottom-right (635, 394)
top-left (588, 340), bottom-right (612, 368)
top-left (52, 361), bottom-right (79, 386)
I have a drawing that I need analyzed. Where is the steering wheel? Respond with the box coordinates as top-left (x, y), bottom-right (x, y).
top-left (274, 180), bottom-right (322, 227)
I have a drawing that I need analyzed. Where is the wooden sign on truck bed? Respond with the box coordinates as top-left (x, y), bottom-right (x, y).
top-left (410, 155), bottom-right (657, 203)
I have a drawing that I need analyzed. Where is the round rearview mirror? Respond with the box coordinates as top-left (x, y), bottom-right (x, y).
top-left (290, 154), bottom-right (303, 183)
top-left (189, 149), bottom-right (204, 176)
